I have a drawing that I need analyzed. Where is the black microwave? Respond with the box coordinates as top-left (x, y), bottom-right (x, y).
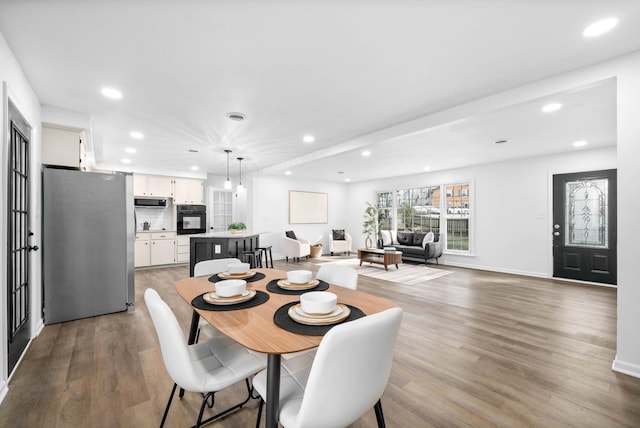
top-left (134, 198), bottom-right (167, 207)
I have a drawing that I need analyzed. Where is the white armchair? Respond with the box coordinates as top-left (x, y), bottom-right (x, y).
top-left (329, 229), bottom-right (352, 256)
top-left (282, 231), bottom-right (311, 262)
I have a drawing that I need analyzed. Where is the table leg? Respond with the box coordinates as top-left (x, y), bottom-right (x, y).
top-left (187, 310), bottom-right (200, 345)
top-left (266, 354), bottom-right (281, 428)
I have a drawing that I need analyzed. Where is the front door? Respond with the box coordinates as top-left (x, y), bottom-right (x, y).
top-left (552, 169), bottom-right (616, 285)
top-left (7, 105), bottom-right (34, 375)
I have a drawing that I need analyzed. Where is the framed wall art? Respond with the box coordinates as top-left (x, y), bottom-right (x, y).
top-left (289, 190), bottom-right (328, 224)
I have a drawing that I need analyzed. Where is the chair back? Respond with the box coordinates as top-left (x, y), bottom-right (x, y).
top-left (293, 307), bottom-right (402, 427)
top-left (193, 258), bottom-right (242, 277)
top-left (144, 288), bottom-right (202, 391)
top-left (316, 265), bottom-right (358, 290)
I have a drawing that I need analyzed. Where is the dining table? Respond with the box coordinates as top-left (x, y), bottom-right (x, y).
top-left (175, 267), bottom-right (397, 428)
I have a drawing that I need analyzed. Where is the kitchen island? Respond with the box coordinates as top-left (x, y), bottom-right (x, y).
top-left (188, 231), bottom-right (261, 276)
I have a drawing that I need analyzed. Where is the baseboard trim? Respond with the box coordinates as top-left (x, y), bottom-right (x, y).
top-left (0, 380), bottom-right (8, 406)
top-left (441, 260), bottom-right (547, 279)
top-left (612, 356), bottom-right (640, 379)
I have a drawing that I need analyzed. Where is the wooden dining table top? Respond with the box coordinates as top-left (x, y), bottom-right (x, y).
top-left (175, 268), bottom-right (397, 354)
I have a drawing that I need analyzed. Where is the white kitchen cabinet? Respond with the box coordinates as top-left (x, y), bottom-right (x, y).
top-left (42, 125), bottom-right (88, 170)
top-left (133, 174), bottom-right (174, 197)
top-left (150, 232), bottom-right (176, 265)
top-left (176, 235), bottom-right (190, 263)
top-left (210, 190), bottom-right (233, 232)
top-left (173, 178), bottom-right (204, 204)
top-left (134, 233), bottom-right (151, 267)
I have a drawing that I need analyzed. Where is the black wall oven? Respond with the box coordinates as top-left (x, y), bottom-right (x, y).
top-left (177, 204), bottom-right (206, 235)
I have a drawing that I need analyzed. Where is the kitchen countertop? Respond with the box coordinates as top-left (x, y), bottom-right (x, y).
top-left (187, 231), bottom-right (267, 238)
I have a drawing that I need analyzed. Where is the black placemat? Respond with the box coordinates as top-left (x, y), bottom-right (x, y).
top-left (208, 272), bottom-right (266, 283)
top-left (273, 301), bottom-right (365, 336)
top-left (191, 290), bottom-right (269, 311)
top-left (266, 279), bottom-right (329, 295)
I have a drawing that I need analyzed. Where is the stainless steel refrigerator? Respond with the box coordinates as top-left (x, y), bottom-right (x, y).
top-left (42, 167), bottom-right (135, 324)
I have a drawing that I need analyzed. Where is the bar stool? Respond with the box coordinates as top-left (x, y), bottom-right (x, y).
top-left (256, 246), bottom-right (274, 268)
top-left (242, 250), bottom-right (262, 269)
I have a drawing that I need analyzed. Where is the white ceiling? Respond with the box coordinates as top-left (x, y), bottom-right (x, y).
top-left (1, 1), bottom-right (638, 182)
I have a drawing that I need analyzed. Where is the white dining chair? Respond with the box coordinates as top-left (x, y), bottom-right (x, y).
top-left (144, 288), bottom-right (266, 428)
top-left (253, 307), bottom-right (403, 428)
top-left (193, 257), bottom-right (243, 277)
top-left (316, 264), bottom-right (358, 290)
top-left (193, 258), bottom-right (242, 340)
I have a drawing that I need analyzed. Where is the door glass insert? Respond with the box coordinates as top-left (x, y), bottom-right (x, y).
top-left (565, 178), bottom-right (608, 248)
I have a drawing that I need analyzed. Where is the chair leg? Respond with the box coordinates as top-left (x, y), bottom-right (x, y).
top-left (255, 398), bottom-right (264, 428)
top-left (160, 383), bottom-right (178, 428)
top-left (374, 399), bottom-right (386, 428)
top-left (195, 392), bottom-right (214, 428)
top-left (194, 379), bottom-right (256, 428)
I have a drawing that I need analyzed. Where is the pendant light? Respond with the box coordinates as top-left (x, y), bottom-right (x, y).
top-left (224, 149), bottom-right (232, 189)
top-left (237, 157), bottom-right (244, 191)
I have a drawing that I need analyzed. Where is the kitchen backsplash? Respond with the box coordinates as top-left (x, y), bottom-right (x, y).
top-left (136, 206), bottom-right (173, 231)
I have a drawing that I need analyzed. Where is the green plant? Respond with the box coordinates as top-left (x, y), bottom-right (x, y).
top-left (362, 202), bottom-right (379, 238)
top-left (227, 222), bottom-right (246, 230)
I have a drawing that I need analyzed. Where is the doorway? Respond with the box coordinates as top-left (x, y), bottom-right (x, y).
top-left (6, 101), bottom-right (34, 375)
top-left (552, 169), bottom-right (617, 285)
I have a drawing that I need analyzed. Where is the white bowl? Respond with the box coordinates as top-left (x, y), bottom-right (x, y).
top-left (228, 263), bottom-right (250, 274)
top-left (300, 291), bottom-right (337, 315)
top-left (287, 270), bottom-right (313, 284)
top-left (215, 279), bottom-right (247, 297)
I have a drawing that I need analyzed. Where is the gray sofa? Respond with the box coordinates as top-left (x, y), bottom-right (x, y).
top-left (392, 231), bottom-right (443, 264)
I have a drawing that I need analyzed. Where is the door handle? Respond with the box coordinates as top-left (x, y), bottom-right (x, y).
top-left (28, 245), bottom-right (39, 252)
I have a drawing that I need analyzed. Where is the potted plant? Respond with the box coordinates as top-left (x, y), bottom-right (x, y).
top-left (362, 202), bottom-right (379, 248)
top-left (227, 222), bottom-right (246, 234)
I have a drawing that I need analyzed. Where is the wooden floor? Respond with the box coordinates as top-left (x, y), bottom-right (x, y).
top-left (2, 257), bottom-right (640, 427)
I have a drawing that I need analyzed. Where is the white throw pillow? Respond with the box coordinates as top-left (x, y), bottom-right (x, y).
top-left (422, 231), bottom-right (434, 248)
top-left (381, 230), bottom-right (392, 246)
top-left (391, 230), bottom-right (399, 245)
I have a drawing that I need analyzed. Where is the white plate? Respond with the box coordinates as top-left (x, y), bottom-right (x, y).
top-left (288, 303), bottom-right (351, 325)
top-left (277, 278), bottom-right (319, 290)
top-left (203, 288), bottom-right (256, 305)
top-left (217, 270), bottom-right (256, 280)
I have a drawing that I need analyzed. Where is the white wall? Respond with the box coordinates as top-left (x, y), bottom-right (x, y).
top-left (250, 175), bottom-right (350, 259)
top-left (0, 32), bottom-right (43, 399)
top-left (347, 147), bottom-right (616, 277)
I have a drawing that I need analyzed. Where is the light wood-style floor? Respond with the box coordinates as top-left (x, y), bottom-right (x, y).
top-left (2, 257), bottom-right (640, 427)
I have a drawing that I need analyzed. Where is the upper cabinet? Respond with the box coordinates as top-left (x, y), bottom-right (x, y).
top-left (133, 174), bottom-right (174, 198)
top-left (173, 178), bottom-right (204, 205)
top-left (133, 174), bottom-right (203, 204)
top-left (42, 125), bottom-right (87, 170)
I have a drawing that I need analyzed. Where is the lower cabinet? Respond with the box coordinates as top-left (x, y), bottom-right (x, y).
top-left (135, 232), bottom-right (176, 267)
top-left (176, 235), bottom-right (190, 263)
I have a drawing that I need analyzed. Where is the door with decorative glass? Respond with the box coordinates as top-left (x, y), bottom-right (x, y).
top-left (552, 169), bottom-right (616, 285)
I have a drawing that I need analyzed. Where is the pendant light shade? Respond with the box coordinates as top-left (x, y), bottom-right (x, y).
top-left (237, 157), bottom-right (244, 191)
top-left (224, 149), bottom-right (232, 189)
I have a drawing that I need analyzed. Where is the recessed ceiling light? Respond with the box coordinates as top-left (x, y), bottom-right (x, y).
top-left (121, 158), bottom-right (131, 164)
top-left (285, 171), bottom-right (292, 175)
top-left (424, 166), bottom-right (431, 171)
top-left (573, 140), bottom-right (588, 147)
top-left (101, 87), bottom-right (122, 99)
top-left (226, 112), bottom-right (246, 121)
top-left (361, 150), bottom-right (371, 157)
top-left (345, 178), bottom-right (351, 182)
top-left (130, 131), bottom-right (144, 139)
top-left (494, 140), bottom-right (508, 145)
top-left (583, 17), bottom-right (619, 38)
top-left (191, 166), bottom-right (199, 171)
top-left (303, 135), bottom-right (315, 143)
top-left (542, 103), bottom-right (562, 113)
top-left (125, 147), bottom-right (136, 154)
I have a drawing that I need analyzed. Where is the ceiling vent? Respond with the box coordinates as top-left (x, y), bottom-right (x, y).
top-left (226, 112), bottom-right (246, 121)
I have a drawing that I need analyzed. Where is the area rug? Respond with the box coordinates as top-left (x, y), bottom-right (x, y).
top-left (316, 258), bottom-right (453, 285)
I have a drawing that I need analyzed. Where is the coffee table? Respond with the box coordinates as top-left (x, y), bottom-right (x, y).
top-left (358, 248), bottom-right (402, 271)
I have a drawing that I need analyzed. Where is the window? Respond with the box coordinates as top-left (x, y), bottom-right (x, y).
top-left (376, 182), bottom-right (472, 254)
top-left (445, 183), bottom-right (470, 251)
top-left (395, 186), bottom-right (440, 235)
top-left (376, 192), bottom-right (394, 231)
